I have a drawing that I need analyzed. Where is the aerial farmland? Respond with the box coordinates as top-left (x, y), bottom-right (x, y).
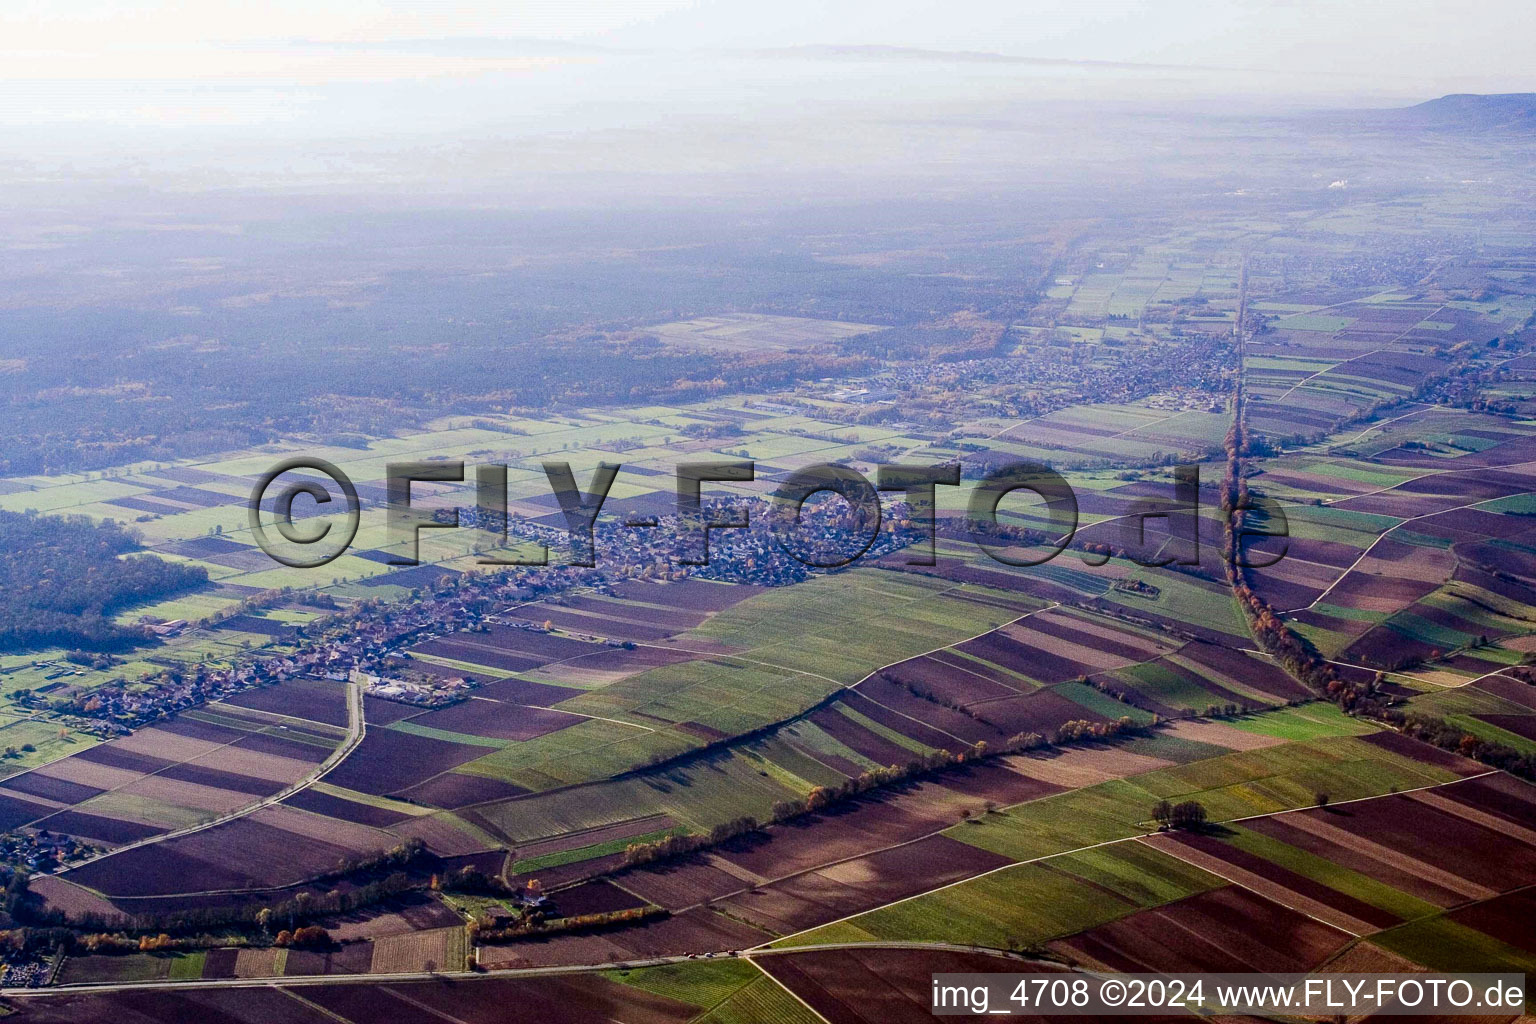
top-left (0, 18), bottom-right (1534, 1021)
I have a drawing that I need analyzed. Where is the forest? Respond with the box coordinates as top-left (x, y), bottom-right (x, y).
top-left (0, 510), bottom-right (207, 652)
top-left (0, 200), bottom-right (1051, 476)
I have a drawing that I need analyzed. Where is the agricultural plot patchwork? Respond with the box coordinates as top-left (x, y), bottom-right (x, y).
top-left (0, 692), bottom-right (345, 859)
top-left (4, 210), bottom-right (1536, 1020)
top-left (0, 375), bottom-right (1231, 623)
top-left (57, 896), bottom-right (468, 984)
top-left (406, 594), bottom-right (1334, 895)
top-left (1229, 407), bottom-right (1536, 690)
top-left (770, 750), bottom-right (1536, 986)
top-left (773, 731), bottom-right (1478, 947)
top-left (464, 709), bottom-right (1485, 970)
top-left (338, 572), bottom-right (1033, 802)
top-left (35, 394), bottom-right (1536, 916)
top-left (22, 948), bottom-right (1049, 1024)
top-left (29, 969), bottom-right (710, 1023)
top-left (1243, 287), bottom-right (1528, 445)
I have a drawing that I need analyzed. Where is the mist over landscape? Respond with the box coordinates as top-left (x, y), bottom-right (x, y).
top-left (4, 50), bottom-right (1528, 476)
top-left (0, 3), bottom-right (1535, 1020)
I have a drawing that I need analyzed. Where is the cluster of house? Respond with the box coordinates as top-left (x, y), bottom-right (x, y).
top-left (0, 956), bottom-right (50, 988)
top-left (463, 496), bottom-right (847, 587)
top-left (348, 668), bottom-right (473, 708)
top-left (58, 549), bottom-right (615, 731)
top-left (0, 828), bottom-right (95, 873)
top-left (871, 330), bottom-right (1233, 423)
top-left (57, 482), bottom-right (903, 737)
top-left (63, 586), bottom-right (489, 728)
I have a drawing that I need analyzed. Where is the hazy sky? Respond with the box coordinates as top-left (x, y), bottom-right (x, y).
top-left (3, 0), bottom-right (1529, 89)
top-left (1, 0), bottom-right (1526, 196)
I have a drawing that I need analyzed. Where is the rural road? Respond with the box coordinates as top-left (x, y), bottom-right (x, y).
top-left (48, 679), bottom-right (366, 879)
top-left (3, 940), bottom-right (1054, 999)
top-left (1279, 490), bottom-right (1527, 615)
top-left (9, 743), bottom-right (1500, 1001)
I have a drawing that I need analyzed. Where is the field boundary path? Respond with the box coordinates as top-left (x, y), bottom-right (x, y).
top-left (423, 595), bottom-right (1063, 818)
top-left (1279, 486), bottom-right (1536, 614)
top-left (0, 940), bottom-right (1053, 999)
top-left (49, 678), bottom-right (366, 881)
top-left (6, 771), bottom-right (1503, 1001)
top-left (752, 766), bottom-right (1498, 953)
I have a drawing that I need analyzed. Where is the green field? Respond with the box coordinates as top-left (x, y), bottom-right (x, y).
top-left (1372, 914), bottom-right (1536, 974)
top-left (510, 825), bottom-right (690, 875)
top-left (459, 570), bottom-right (1024, 790)
top-left (1226, 703), bottom-right (1377, 741)
top-left (686, 570), bottom-right (1025, 683)
top-left (777, 839), bottom-right (1221, 949)
top-left (1218, 825), bottom-right (1442, 921)
top-left (470, 747), bottom-right (809, 841)
top-left (59, 951), bottom-right (205, 984)
top-left (1116, 661), bottom-right (1235, 712)
top-left (607, 958), bottom-right (761, 1008)
top-left (608, 957), bottom-right (822, 1023)
top-left (696, 975), bottom-right (822, 1023)
top-left (949, 735), bottom-right (1455, 863)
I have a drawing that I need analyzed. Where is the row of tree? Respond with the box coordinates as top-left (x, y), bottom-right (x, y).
top-left (15, 840), bottom-right (428, 939)
top-left (1399, 713), bottom-right (1536, 780)
top-left (472, 906), bottom-right (663, 944)
top-left (620, 718), bottom-right (1148, 872)
top-left (1221, 355), bottom-right (1535, 783)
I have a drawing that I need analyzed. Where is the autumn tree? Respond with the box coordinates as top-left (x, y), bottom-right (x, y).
top-left (291, 926), bottom-right (330, 948)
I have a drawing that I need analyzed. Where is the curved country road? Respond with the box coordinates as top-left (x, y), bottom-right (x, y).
top-left (46, 680), bottom-right (366, 880)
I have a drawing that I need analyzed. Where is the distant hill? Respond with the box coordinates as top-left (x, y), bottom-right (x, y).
top-left (1395, 93), bottom-right (1536, 133)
